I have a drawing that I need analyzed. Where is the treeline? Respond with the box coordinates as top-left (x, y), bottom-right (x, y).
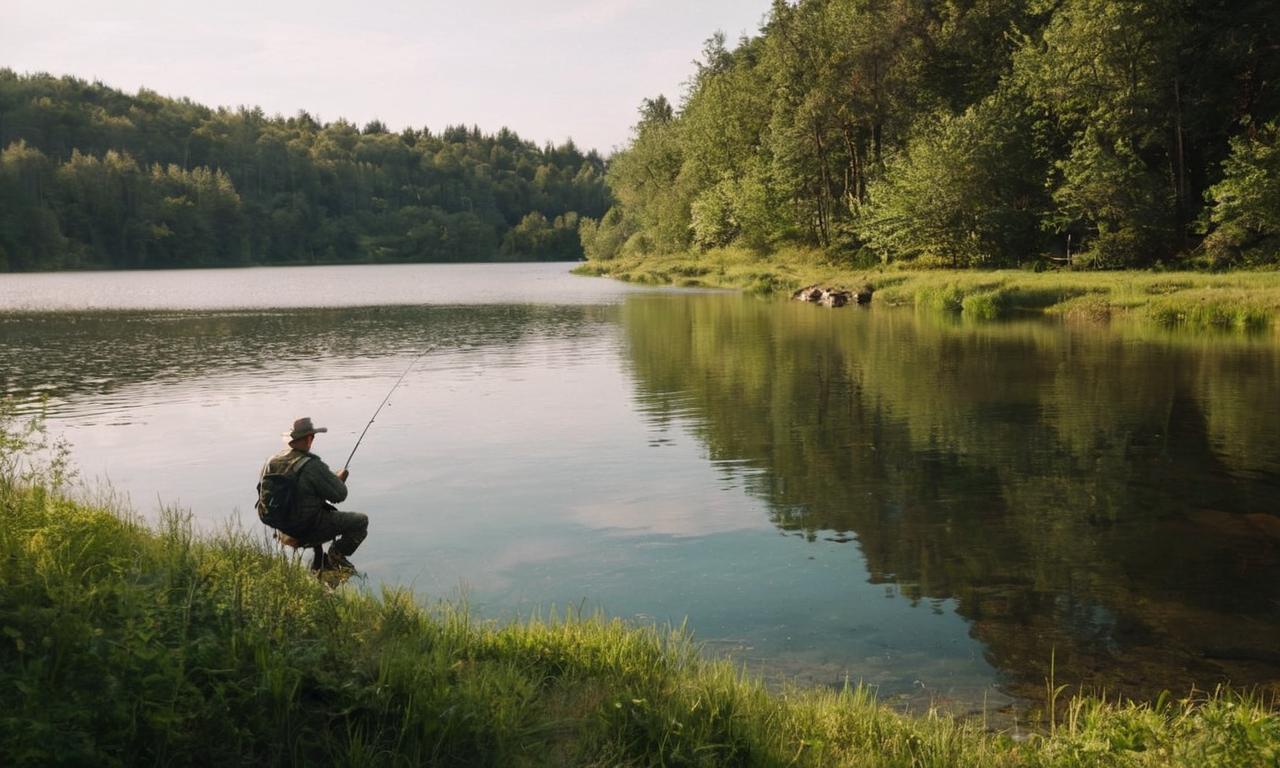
top-left (0, 70), bottom-right (608, 271)
top-left (584, 0), bottom-right (1280, 269)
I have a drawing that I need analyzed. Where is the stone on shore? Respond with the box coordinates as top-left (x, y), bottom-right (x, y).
top-left (792, 284), bottom-right (873, 307)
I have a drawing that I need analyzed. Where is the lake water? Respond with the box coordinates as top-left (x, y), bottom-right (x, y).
top-left (3, 262), bottom-right (1279, 715)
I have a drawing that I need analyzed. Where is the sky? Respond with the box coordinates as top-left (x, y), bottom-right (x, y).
top-left (2, 0), bottom-right (772, 155)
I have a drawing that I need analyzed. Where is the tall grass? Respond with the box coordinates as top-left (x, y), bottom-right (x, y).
top-left (2, 407), bottom-right (1277, 765)
top-left (578, 252), bottom-right (1280, 332)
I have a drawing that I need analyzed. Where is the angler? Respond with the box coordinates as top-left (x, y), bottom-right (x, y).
top-left (257, 417), bottom-right (368, 573)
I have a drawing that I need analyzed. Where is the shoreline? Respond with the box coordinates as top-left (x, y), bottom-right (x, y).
top-left (575, 249), bottom-right (1280, 333)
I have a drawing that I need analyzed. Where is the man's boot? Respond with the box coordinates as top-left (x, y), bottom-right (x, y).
top-left (325, 549), bottom-right (356, 573)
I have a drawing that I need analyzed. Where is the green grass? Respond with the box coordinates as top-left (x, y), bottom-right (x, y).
top-left (3, 412), bottom-right (1279, 765)
top-left (576, 250), bottom-right (1280, 333)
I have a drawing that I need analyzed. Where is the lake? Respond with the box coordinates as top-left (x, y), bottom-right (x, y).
top-left (2, 262), bottom-right (1278, 715)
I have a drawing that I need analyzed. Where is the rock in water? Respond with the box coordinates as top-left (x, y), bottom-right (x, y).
top-left (819, 289), bottom-right (851, 307)
top-left (794, 284), bottom-right (864, 308)
top-left (792, 285), bottom-right (824, 302)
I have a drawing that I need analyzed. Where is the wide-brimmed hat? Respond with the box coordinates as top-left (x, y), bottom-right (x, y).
top-left (284, 417), bottom-right (328, 441)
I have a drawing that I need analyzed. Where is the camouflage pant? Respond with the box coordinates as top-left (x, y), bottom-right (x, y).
top-left (305, 508), bottom-right (369, 557)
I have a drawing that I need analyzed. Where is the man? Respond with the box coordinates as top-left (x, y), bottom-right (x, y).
top-left (259, 417), bottom-right (368, 572)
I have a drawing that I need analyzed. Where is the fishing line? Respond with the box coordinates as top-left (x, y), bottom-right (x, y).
top-left (343, 344), bottom-right (436, 470)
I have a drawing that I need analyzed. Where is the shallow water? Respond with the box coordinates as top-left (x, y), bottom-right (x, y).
top-left (3, 262), bottom-right (1278, 713)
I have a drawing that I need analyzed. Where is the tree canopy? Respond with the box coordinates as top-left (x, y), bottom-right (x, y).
top-left (0, 71), bottom-right (609, 270)
top-left (588, 0), bottom-right (1280, 268)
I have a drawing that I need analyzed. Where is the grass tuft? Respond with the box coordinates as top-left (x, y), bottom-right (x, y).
top-left (961, 289), bottom-right (1011, 320)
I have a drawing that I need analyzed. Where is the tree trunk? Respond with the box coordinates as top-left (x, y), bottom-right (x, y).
top-left (1173, 75), bottom-right (1187, 247)
top-left (840, 124), bottom-right (864, 205)
top-left (813, 126), bottom-right (831, 245)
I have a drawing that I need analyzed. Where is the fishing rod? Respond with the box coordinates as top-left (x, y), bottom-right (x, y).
top-left (343, 344), bottom-right (436, 470)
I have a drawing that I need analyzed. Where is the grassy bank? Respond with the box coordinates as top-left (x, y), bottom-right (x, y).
top-left (3, 500), bottom-right (1277, 766)
top-left (575, 249), bottom-right (1280, 332)
top-left (7, 487), bottom-right (1280, 766)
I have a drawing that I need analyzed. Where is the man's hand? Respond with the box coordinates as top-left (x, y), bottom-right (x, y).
top-left (337, 468), bottom-right (350, 483)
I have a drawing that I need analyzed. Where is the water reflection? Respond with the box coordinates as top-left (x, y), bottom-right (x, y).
top-left (619, 294), bottom-right (1280, 702)
top-left (0, 304), bottom-right (617, 413)
top-left (0, 295), bottom-right (1008, 711)
top-left (4, 282), bottom-right (1278, 709)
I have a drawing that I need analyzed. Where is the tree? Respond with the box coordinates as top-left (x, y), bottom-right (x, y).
top-left (500, 211), bottom-right (583, 260)
top-left (54, 149), bottom-right (146, 266)
top-left (578, 208), bottom-right (635, 261)
top-left (1014, 0), bottom-right (1186, 265)
top-left (1203, 121), bottom-right (1280, 265)
top-left (604, 95), bottom-right (692, 254)
top-left (0, 71), bottom-right (611, 270)
top-left (859, 91), bottom-right (1047, 266)
top-left (0, 141), bottom-right (66, 269)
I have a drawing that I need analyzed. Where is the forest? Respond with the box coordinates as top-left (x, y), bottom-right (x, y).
top-left (584, 0), bottom-right (1280, 269)
top-left (4, 1), bottom-right (1278, 273)
top-left (0, 70), bottom-right (608, 270)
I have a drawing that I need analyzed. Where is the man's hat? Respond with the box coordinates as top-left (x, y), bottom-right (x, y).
top-left (285, 417), bottom-right (328, 441)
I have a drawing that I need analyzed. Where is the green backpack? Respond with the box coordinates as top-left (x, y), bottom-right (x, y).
top-left (256, 454), bottom-right (311, 532)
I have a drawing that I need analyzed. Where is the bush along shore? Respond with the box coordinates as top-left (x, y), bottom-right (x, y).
top-left (3, 428), bottom-right (1279, 765)
top-left (575, 249), bottom-right (1280, 333)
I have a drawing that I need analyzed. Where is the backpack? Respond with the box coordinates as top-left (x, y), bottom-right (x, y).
top-left (256, 454), bottom-right (311, 531)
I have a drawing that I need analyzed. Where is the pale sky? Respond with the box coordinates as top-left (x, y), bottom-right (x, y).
top-left (3, 0), bottom-right (771, 155)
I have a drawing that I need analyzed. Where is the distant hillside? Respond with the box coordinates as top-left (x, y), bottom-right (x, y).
top-left (0, 70), bottom-right (609, 270)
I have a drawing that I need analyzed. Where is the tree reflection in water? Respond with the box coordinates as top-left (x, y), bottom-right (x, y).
top-left (620, 293), bottom-right (1280, 703)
